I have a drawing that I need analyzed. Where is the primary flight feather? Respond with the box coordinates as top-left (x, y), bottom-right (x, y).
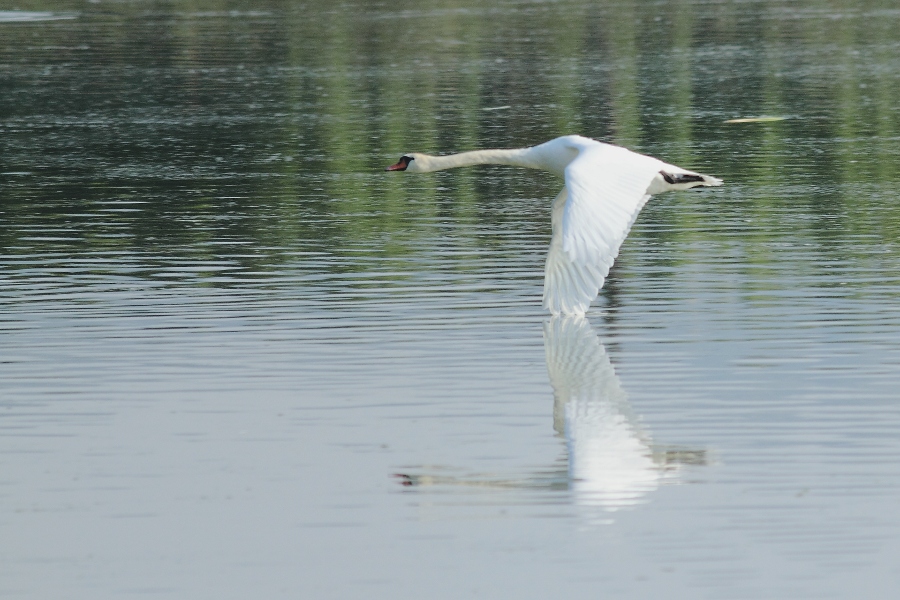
top-left (386, 135), bottom-right (723, 315)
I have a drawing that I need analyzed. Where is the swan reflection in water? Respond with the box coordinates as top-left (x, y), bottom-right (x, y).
top-left (396, 316), bottom-right (706, 517)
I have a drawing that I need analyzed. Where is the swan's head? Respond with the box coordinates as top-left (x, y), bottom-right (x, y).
top-left (385, 153), bottom-right (429, 173)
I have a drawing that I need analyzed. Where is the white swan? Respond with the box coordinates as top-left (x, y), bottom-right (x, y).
top-left (386, 135), bottom-right (723, 315)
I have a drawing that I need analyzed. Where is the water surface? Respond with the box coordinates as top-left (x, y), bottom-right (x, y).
top-left (2, 1), bottom-right (900, 598)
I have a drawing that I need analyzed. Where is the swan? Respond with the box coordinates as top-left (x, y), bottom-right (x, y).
top-left (386, 135), bottom-right (723, 315)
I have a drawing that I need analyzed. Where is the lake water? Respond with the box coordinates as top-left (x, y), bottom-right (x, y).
top-left (2, 1), bottom-right (900, 598)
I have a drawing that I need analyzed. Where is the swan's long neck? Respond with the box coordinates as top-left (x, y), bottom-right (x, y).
top-left (415, 148), bottom-right (541, 173)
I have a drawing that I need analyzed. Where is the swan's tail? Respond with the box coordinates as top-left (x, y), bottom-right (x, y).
top-left (698, 174), bottom-right (724, 187)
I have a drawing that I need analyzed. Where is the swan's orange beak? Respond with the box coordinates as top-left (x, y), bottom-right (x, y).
top-left (385, 155), bottom-right (413, 171)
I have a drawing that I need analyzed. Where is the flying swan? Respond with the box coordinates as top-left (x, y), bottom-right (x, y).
top-left (386, 135), bottom-right (722, 315)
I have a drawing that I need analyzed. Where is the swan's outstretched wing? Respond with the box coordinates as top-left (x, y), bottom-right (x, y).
top-left (543, 188), bottom-right (617, 315)
top-left (542, 144), bottom-right (663, 315)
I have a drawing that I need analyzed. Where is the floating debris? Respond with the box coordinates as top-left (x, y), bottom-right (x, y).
top-left (482, 105), bottom-right (512, 111)
top-left (724, 116), bottom-right (786, 123)
top-left (0, 11), bottom-right (77, 22)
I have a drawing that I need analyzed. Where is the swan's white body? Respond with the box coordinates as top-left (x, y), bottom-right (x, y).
top-left (387, 135), bottom-right (722, 315)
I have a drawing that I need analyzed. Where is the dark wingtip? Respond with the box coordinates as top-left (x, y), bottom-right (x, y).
top-left (661, 171), bottom-right (706, 185)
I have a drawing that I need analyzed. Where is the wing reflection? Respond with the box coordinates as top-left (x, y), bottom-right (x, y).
top-left (545, 316), bottom-right (704, 513)
top-left (396, 316), bottom-right (706, 518)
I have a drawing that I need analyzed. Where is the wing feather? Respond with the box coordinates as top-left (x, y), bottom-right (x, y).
top-left (542, 143), bottom-right (663, 315)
